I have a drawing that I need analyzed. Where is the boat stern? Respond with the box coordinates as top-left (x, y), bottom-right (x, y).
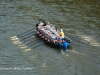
top-left (61, 41), bottom-right (70, 51)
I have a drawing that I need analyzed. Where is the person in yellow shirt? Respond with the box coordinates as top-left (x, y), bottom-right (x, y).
top-left (60, 29), bottom-right (65, 40)
top-left (59, 29), bottom-right (65, 43)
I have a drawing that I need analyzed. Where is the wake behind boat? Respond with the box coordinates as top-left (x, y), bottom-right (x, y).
top-left (35, 20), bottom-right (70, 51)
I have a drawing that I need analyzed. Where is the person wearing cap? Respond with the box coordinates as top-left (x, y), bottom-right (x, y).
top-left (40, 22), bottom-right (44, 26)
top-left (60, 29), bottom-right (65, 40)
top-left (39, 20), bottom-right (46, 26)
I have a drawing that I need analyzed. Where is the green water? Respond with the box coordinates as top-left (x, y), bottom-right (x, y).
top-left (0, 0), bottom-right (100, 75)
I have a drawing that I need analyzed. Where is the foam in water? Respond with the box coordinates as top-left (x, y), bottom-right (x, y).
top-left (78, 34), bottom-right (100, 46)
top-left (10, 36), bottom-right (19, 40)
top-left (20, 46), bottom-right (27, 49)
top-left (61, 50), bottom-right (65, 54)
top-left (60, 49), bottom-right (70, 56)
top-left (65, 54), bottom-right (69, 56)
top-left (10, 36), bottom-right (31, 52)
top-left (24, 49), bottom-right (31, 52)
top-left (42, 63), bottom-right (47, 68)
top-left (72, 50), bottom-right (85, 55)
top-left (71, 50), bottom-right (79, 54)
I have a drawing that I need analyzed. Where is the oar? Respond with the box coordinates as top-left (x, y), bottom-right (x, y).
top-left (32, 42), bottom-right (44, 49)
top-left (19, 33), bottom-right (35, 41)
top-left (65, 33), bottom-right (89, 45)
top-left (17, 28), bottom-right (35, 37)
top-left (57, 38), bottom-right (64, 53)
top-left (65, 34), bottom-right (81, 43)
top-left (65, 32), bottom-right (87, 42)
top-left (65, 35), bottom-right (72, 42)
top-left (59, 42), bottom-right (63, 53)
top-left (27, 41), bottom-right (44, 49)
top-left (23, 36), bottom-right (37, 42)
top-left (17, 30), bottom-right (35, 38)
top-left (26, 39), bottom-right (42, 46)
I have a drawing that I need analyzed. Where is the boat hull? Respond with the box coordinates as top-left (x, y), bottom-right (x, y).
top-left (35, 30), bottom-right (70, 51)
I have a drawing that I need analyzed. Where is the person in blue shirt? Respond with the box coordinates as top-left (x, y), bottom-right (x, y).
top-left (51, 33), bottom-right (58, 43)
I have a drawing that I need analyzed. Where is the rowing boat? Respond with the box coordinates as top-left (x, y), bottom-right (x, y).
top-left (35, 20), bottom-right (70, 51)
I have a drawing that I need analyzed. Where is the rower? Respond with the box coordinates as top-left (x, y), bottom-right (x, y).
top-left (40, 22), bottom-right (44, 26)
top-left (39, 20), bottom-right (46, 26)
top-left (47, 22), bottom-right (50, 25)
top-left (51, 33), bottom-right (57, 43)
top-left (41, 27), bottom-right (45, 32)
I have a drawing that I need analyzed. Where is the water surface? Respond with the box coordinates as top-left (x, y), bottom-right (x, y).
top-left (0, 0), bottom-right (100, 75)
